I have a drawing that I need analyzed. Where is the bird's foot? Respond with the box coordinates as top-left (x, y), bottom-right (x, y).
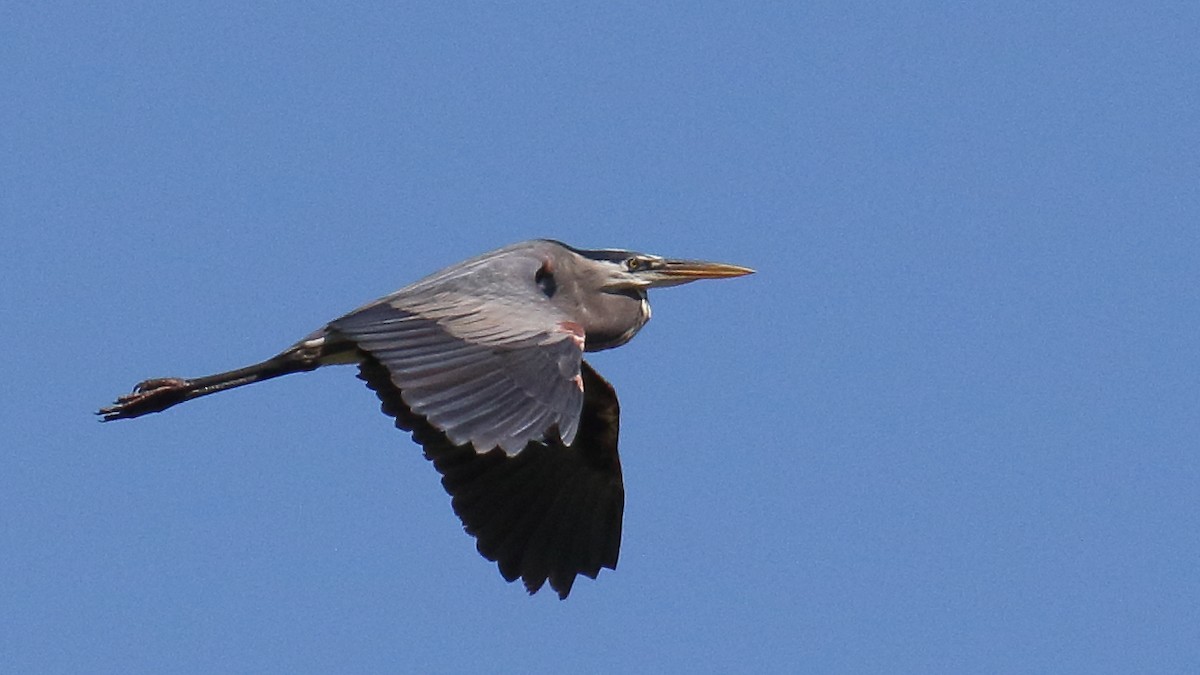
top-left (97, 378), bottom-right (191, 421)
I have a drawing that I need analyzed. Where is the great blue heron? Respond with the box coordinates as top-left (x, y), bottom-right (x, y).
top-left (100, 239), bottom-right (753, 598)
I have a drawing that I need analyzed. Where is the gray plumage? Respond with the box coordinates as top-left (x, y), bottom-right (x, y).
top-left (100, 239), bottom-right (752, 598)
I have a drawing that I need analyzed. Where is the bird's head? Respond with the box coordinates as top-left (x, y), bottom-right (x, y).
top-left (569, 246), bottom-right (754, 291)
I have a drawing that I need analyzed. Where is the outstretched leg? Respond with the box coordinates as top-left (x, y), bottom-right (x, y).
top-left (97, 340), bottom-right (341, 421)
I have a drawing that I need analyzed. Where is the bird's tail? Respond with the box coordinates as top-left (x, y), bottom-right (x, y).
top-left (97, 340), bottom-right (340, 421)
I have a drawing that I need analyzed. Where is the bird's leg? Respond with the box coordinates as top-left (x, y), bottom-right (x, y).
top-left (97, 341), bottom-right (330, 422)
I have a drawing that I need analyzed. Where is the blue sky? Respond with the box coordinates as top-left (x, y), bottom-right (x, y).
top-left (3, 3), bottom-right (1198, 673)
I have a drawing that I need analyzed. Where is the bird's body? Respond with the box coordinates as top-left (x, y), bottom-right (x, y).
top-left (100, 239), bottom-right (751, 598)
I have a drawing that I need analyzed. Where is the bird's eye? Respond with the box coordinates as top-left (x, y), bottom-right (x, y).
top-left (625, 257), bottom-right (642, 272)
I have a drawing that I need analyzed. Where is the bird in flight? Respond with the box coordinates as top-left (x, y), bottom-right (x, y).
top-left (99, 239), bottom-right (753, 598)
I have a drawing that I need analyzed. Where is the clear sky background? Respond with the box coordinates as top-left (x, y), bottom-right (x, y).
top-left (3, 3), bottom-right (1198, 673)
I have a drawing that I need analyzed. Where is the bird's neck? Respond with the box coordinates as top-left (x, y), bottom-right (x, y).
top-left (582, 289), bottom-right (651, 352)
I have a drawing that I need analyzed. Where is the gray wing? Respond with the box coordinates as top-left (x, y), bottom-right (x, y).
top-left (327, 245), bottom-right (586, 454)
top-left (357, 353), bottom-right (623, 599)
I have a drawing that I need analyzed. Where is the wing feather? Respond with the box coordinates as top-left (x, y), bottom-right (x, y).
top-left (356, 354), bottom-right (624, 599)
top-left (327, 245), bottom-right (585, 454)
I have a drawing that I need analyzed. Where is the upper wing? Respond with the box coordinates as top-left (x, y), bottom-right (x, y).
top-left (358, 354), bottom-right (624, 599)
top-left (327, 245), bottom-right (585, 454)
